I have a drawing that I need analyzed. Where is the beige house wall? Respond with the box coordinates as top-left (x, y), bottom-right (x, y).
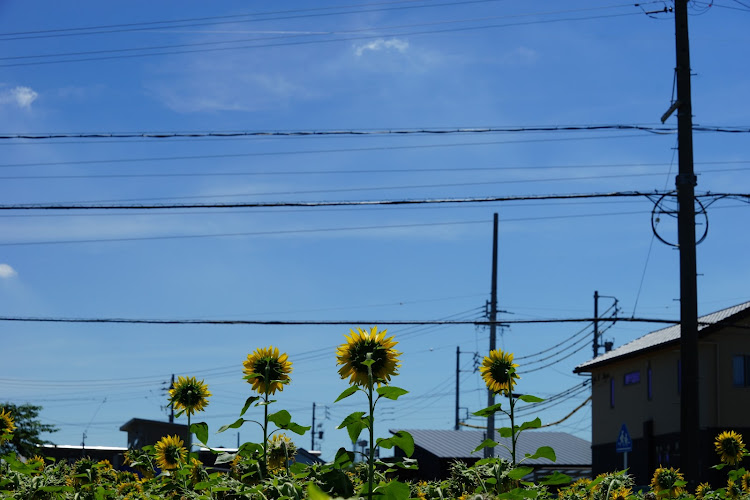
top-left (589, 317), bottom-right (750, 446)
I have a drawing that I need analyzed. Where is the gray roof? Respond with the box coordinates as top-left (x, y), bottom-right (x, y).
top-left (392, 429), bottom-right (590, 466)
top-left (575, 300), bottom-right (750, 372)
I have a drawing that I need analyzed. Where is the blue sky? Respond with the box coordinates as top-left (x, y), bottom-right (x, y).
top-left (1, 0), bottom-right (749, 461)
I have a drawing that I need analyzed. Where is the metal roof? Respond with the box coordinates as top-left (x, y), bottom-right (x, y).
top-left (392, 429), bottom-right (591, 465)
top-left (574, 300), bottom-right (750, 373)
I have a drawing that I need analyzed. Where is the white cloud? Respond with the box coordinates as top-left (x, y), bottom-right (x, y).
top-left (354, 38), bottom-right (409, 57)
top-left (0, 264), bottom-right (18, 279)
top-left (0, 86), bottom-right (39, 109)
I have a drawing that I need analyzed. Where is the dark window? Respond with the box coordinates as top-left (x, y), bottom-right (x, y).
top-left (610, 377), bottom-right (615, 408)
top-left (624, 371), bottom-right (641, 385)
top-left (647, 364), bottom-right (653, 400)
top-left (733, 355), bottom-right (750, 387)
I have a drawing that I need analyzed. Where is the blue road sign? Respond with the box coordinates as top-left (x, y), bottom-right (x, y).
top-left (616, 423), bottom-right (632, 453)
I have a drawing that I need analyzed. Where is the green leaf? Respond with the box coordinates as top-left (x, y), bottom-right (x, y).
top-left (518, 417), bottom-right (542, 431)
top-left (373, 479), bottom-right (411, 500)
top-left (472, 438), bottom-right (499, 454)
top-left (507, 466), bottom-right (534, 480)
top-left (525, 445), bottom-right (556, 462)
top-left (267, 409), bottom-right (292, 427)
top-left (334, 386), bottom-right (358, 403)
top-left (337, 412), bottom-right (367, 443)
top-left (285, 421), bottom-right (311, 435)
top-left (238, 442), bottom-right (264, 457)
top-left (218, 418), bottom-right (247, 433)
top-left (498, 426), bottom-right (513, 438)
top-left (332, 447), bottom-right (354, 469)
top-left (376, 430), bottom-right (415, 457)
top-left (190, 422), bottom-right (209, 446)
top-left (539, 471), bottom-right (572, 486)
top-left (290, 462), bottom-right (309, 476)
top-left (517, 394), bottom-right (545, 403)
top-left (362, 358), bottom-right (375, 367)
top-left (307, 483), bottom-right (332, 500)
top-left (473, 403), bottom-right (504, 417)
top-left (376, 386), bottom-right (408, 401)
top-left (214, 452), bottom-right (237, 465)
top-left (240, 396), bottom-right (260, 417)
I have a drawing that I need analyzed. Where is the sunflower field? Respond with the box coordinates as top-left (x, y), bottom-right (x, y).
top-left (1, 327), bottom-right (749, 500)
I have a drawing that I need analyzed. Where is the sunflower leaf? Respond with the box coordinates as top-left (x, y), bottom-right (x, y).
top-left (218, 418), bottom-right (248, 433)
top-left (373, 479), bottom-right (411, 500)
top-left (507, 466), bottom-right (534, 480)
top-left (214, 452), bottom-right (236, 465)
top-left (362, 358), bottom-right (376, 367)
top-left (498, 426), bottom-right (513, 438)
top-left (539, 471), bottom-right (572, 486)
top-left (473, 403), bottom-right (504, 417)
top-left (517, 394), bottom-right (545, 403)
top-left (308, 483), bottom-right (333, 500)
top-left (337, 411), bottom-right (367, 442)
top-left (376, 386), bottom-right (408, 401)
top-left (267, 409), bottom-right (292, 427)
top-left (472, 438), bottom-right (500, 453)
top-left (376, 431), bottom-right (414, 457)
top-left (518, 417), bottom-right (542, 432)
top-left (190, 422), bottom-right (209, 445)
top-left (239, 396), bottom-right (260, 417)
top-left (524, 446), bottom-right (556, 462)
top-left (332, 447), bottom-right (355, 469)
top-left (334, 386), bottom-right (358, 403)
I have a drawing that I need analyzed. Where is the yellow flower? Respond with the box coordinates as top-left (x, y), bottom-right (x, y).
top-left (611, 487), bottom-right (632, 500)
top-left (650, 466), bottom-right (684, 498)
top-left (267, 433), bottom-right (297, 471)
top-left (742, 472), bottom-right (750, 493)
top-left (695, 482), bottom-right (712, 500)
top-left (168, 375), bottom-right (212, 416)
top-left (243, 346), bottom-right (293, 395)
top-left (480, 349), bottom-right (520, 396)
top-left (0, 408), bottom-right (16, 444)
top-left (727, 479), bottom-right (742, 500)
top-left (153, 435), bottom-right (187, 470)
top-left (715, 430), bottom-right (746, 465)
top-left (336, 326), bottom-right (401, 386)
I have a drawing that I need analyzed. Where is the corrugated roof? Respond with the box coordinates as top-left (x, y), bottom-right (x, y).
top-left (392, 429), bottom-right (590, 465)
top-left (575, 300), bottom-right (750, 372)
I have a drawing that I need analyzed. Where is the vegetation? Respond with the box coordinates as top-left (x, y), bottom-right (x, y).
top-left (0, 403), bottom-right (57, 459)
top-left (1, 329), bottom-right (748, 499)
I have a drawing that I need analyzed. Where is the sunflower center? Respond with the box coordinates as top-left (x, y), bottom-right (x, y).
top-left (175, 385), bottom-right (202, 407)
top-left (721, 438), bottom-right (742, 457)
top-left (349, 339), bottom-right (389, 375)
top-left (253, 357), bottom-right (286, 381)
top-left (489, 359), bottom-right (513, 385)
top-left (164, 445), bottom-right (182, 465)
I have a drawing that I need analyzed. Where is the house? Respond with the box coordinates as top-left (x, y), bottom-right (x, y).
top-left (120, 417), bottom-right (190, 449)
top-left (390, 429), bottom-right (591, 481)
top-left (573, 300), bottom-right (750, 485)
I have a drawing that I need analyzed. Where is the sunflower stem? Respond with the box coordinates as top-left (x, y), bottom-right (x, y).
top-left (263, 363), bottom-right (271, 479)
top-left (508, 389), bottom-right (516, 467)
top-left (367, 353), bottom-right (375, 500)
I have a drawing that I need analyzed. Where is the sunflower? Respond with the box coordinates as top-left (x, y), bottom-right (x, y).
top-left (267, 433), bottom-right (297, 471)
top-left (480, 349), bottom-right (520, 396)
top-left (243, 346), bottom-right (293, 395)
top-left (714, 430), bottom-right (746, 465)
top-left (611, 486), bottom-right (633, 500)
top-left (336, 326), bottom-right (401, 386)
top-left (0, 408), bottom-right (16, 444)
top-left (741, 472), bottom-right (750, 493)
top-left (650, 466), bottom-right (684, 498)
top-left (153, 435), bottom-right (187, 470)
top-left (727, 479), bottom-right (742, 500)
top-left (168, 375), bottom-right (212, 416)
top-left (695, 483), bottom-right (712, 500)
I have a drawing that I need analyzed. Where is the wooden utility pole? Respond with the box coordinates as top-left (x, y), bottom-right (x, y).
top-left (673, 0), bottom-right (700, 481)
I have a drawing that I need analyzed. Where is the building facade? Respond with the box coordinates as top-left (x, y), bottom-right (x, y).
top-left (574, 301), bottom-right (750, 485)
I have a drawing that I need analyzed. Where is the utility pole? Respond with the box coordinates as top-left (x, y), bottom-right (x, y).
top-left (673, 0), bottom-right (700, 481)
top-left (593, 291), bottom-right (600, 358)
top-left (311, 402), bottom-right (316, 451)
top-left (455, 347), bottom-right (477, 430)
top-left (484, 213), bottom-right (499, 458)
top-left (169, 374), bottom-right (175, 424)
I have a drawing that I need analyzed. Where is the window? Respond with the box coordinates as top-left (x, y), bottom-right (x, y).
top-left (624, 371), bottom-right (641, 385)
top-left (647, 364), bottom-right (653, 400)
top-left (733, 355), bottom-right (750, 387)
top-left (610, 377), bottom-right (615, 408)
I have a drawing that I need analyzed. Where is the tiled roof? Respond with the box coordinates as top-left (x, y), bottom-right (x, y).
top-left (392, 429), bottom-right (591, 465)
top-left (574, 300), bottom-right (750, 372)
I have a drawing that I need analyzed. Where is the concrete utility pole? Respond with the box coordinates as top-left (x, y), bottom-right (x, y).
top-left (311, 402), bottom-right (316, 451)
top-left (673, 0), bottom-right (700, 481)
top-left (484, 213), bottom-right (499, 458)
top-left (593, 291), bottom-right (600, 358)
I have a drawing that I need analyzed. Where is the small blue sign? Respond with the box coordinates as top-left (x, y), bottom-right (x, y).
top-left (616, 423), bottom-right (632, 453)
